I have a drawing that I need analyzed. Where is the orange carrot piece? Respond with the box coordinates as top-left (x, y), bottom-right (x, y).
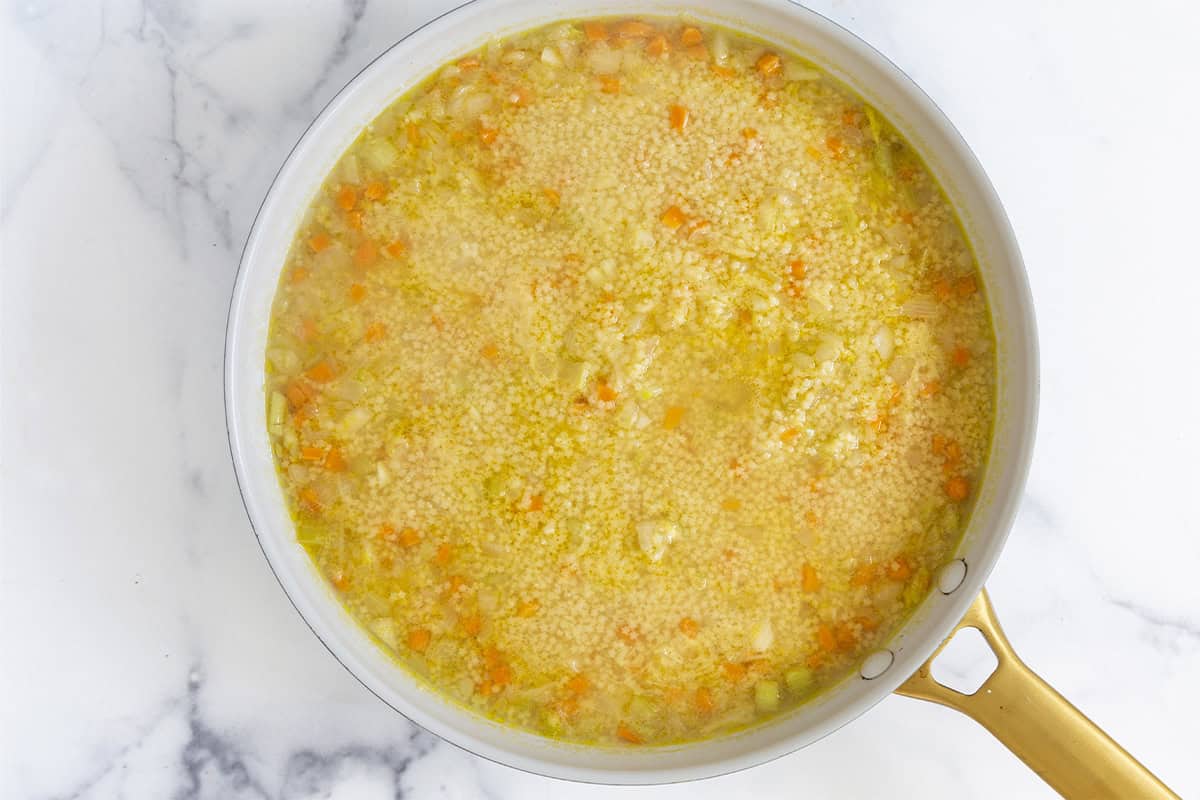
top-left (851, 564), bottom-right (876, 587)
top-left (364, 322), bottom-right (387, 343)
top-left (353, 241), bottom-right (377, 268)
top-left (886, 556), bottom-right (913, 581)
top-left (566, 673), bottom-right (590, 695)
top-left (825, 135), bottom-right (845, 158)
top-left (616, 723), bottom-right (643, 744)
top-left (509, 85), bottom-right (533, 107)
top-left (526, 494), bottom-right (544, 512)
top-left (435, 542), bottom-right (453, 565)
top-left (349, 283), bottom-right (366, 303)
top-left (679, 617), bottom-right (700, 637)
top-left (780, 427), bottom-right (799, 444)
top-left (789, 259), bottom-right (806, 280)
top-left (817, 624), bottom-right (837, 652)
top-left (663, 405), bottom-right (685, 430)
top-left (543, 187), bottom-right (560, 206)
top-left (694, 687), bottom-right (715, 714)
top-left (934, 278), bottom-right (954, 300)
top-left (596, 380), bottom-right (618, 402)
top-left (679, 26), bottom-right (703, 46)
top-left (646, 34), bottom-right (670, 57)
top-left (291, 267), bottom-right (310, 285)
top-left (919, 380), bottom-right (941, 398)
top-left (661, 205), bottom-right (687, 229)
top-left (516, 598), bottom-right (540, 617)
top-left (305, 361), bottom-right (335, 383)
top-left (407, 628), bottom-right (432, 652)
top-left (669, 104), bottom-right (690, 132)
top-left (330, 570), bottom-right (349, 590)
top-left (956, 275), bottom-right (978, 297)
top-left (599, 75), bottom-right (621, 94)
top-left (583, 21), bottom-right (608, 41)
top-left (336, 185), bottom-right (357, 211)
top-left (406, 123), bottom-right (421, 146)
top-left (308, 232), bottom-right (332, 252)
top-left (364, 182), bottom-right (386, 201)
top-left (323, 447), bottom-right (346, 473)
top-left (722, 661), bottom-right (747, 681)
top-left (801, 563), bottom-right (821, 593)
top-left (479, 126), bottom-right (498, 145)
top-left (685, 44), bottom-right (709, 61)
top-left (299, 486), bottom-right (322, 513)
top-left (952, 346), bottom-right (971, 367)
top-left (345, 210), bottom-right (364, 231)
top-left (480, 343), bottom-right (500, 362)
top-left (460, 613), bottom-right (483, 637)
top-left (457, 56), bottom-right (481, 71)
top-left (721, 498), bottom-right (742, 512)
top-left (945, 476), bottom-right (970, 501)
top-left (385, 240), bottom-right (407, 259)
top-left (710, 64), bottom-right (736, 78)
top-left (300, 445), bottom-right (324, 462)
top-left (399, 527), bottom-right (420, 547)
top-left (756, 52), bottom-right (781, 76)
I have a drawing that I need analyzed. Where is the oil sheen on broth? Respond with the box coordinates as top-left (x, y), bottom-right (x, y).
top-left (265, 17), bottom-right (995, 746)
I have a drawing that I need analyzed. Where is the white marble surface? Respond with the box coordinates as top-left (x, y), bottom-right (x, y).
top-left (2, 0), bottom-right (1198, 797)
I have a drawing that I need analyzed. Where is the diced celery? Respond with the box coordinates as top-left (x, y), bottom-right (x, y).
top-left (754, 680), bottom-right (780, 713)
top-left (785, 667), bottom-right (812, 694)
top-left (268, 391), bottom-right (287, 434)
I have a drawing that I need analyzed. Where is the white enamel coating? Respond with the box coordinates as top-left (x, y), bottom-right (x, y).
top-left (225, 0), bottom-right (1037, 784)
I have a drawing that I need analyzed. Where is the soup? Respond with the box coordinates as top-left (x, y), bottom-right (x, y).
top-left (265, 17), bottom-right (994, 746)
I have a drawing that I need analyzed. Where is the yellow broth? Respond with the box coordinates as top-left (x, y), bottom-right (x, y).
top-left (265, 17), bottom-right (995, 746)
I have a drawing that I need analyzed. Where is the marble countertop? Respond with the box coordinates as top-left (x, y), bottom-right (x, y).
top-left (3, 1), bottom-right (1197, 797)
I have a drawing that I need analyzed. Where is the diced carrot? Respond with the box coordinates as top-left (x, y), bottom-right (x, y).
top-left (349, 283), bottom-right (366, 303)
top-left (806, 652), bottom-right (825, 670)
top-left (475, 678), bottom-right (494, 696)
top-left (679, 26), bottom-right (703, 46)
top-left (353, 241), bottom-right (377, 268)
top-left (679, 617), bottom-right (700, 637)
top-left (694, 687), bottom-right (715, 714)
top-left (323, 447), bottom-right (346, 472)
top-left (755, 52), bottom-right (781, 76)
top-left (851, 564), bottom-right (876, 587)
top-left (934, 278), bottom-right (954, 300)
top-left (780, 427), bottom-right (800, 444)
top-left (886, 556), bottom-right (913, 581)
top-left (291, 267), bottom-right (310, 285)
top-left (378, 523), bottom-right (398, 543)
top-left (435, 542), bottom-right (453, 565)
top-left (364, 182), bottom-right (386, 201)
top-left (385, 240), bottom-right (407, 259)
top-left (597, 380), bottom-right (618, 402)
top-left (721, 498), bottom-right (742, 512)
top-left (489, 661), bottom-right (512, 687)
top-left (789, 259), bottom-right (806, 280)
top-left (899, 209), bottom-right (916, 224)
top-left (799, 565), bottom-right (820, 594)
top-left (300, 445), bottom-right (324, 462)
top-left (616, 723), bottom-right (643, 744)
top-left (660, 205), bottom-right (687, 229)
top-left (407, 628), bottom-right (432, 652)
top-left (299, 486), bottom-right (322, 513)
top-left (509, 85), bottom-right (533, 107)
top-left (616, 20), bottom-right (655, 38)
top-left (945, 440), bottom-right (962, 465)
top-left (842, 108), bottom-right (859, 126)
top-left (722, 661), bottom-right (747, 681)
top-left (710, 64), bottom-right (736, 78)
top-left (663, 405), bottom-right (685, 430)
top-left (480, 343), bottom-right (500, 362)
top-left (646, 34), bottom-right (669, 57)
top-left (526, 494), bottom-right (544, 512)
top-left (516, 598), bottom-right (540, 617)
top-left (805, 144), bottom-right (823, 160)
top-left (583, 21), bottom-right (608, 41)
top-left (364, 322), bottom-right (387, 343)
top-left (817, 623), bottom-right (837, 652)
top-left (919, 380), bottom-right (941, 398)
top-left (952, 346), bottom-right (971, 367)
top-left (931, 434), bottom-right (948, 456)
top-left (669, 104), bottom-right (690, 132)
top-left (956, 275), bottom-right (977, 297)
top-left (285, 380), bottom-right (312, 409)
top-left (479, 125), bottom-right (498, 145)
top-left (835, 622), bottom-right (858, 650)
top-left (566, 673), bottom-right (590, 695)
top-left (330, 570), bottom-right (349, 590)
top-left (345, 210), bottom-right (363, 231)
top-left (825, 135), bottom-right (845, 158)
top-left (399, 527), bottom-right (421, 547)
top-left (460, 613), bottom-right (482, 637)
top-left (406, 123), bottom-right (421, 146)
top-left (431, 314), bottom-right (445, 332)
top-left (305, 361), bottom-right (335, 383)
top-left (945, 476), bottom-right (970, 501)
top-left (685, 44), bottom-right (708, 61)
top-left (335, 185), bottom-right (357, 211)
top-left (308, 232), bottom-right (331, 252)
top-left (598, 75), bottom-right (621, 94)
top-left (543, 187), bottom-right (560, 206)
top-left (457, 55), bottom-right (480, 71)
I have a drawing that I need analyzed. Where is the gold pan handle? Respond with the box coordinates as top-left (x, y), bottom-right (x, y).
top-left (895, 590), bottom-right (1179, 799)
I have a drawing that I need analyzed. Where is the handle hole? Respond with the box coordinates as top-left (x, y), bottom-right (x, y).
top-left (930, 626), bottom-right (998, 696)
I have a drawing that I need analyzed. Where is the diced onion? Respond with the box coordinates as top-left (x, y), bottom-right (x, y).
top-left (751, 619), bottom-right (775, 652)
top-left (872, 324), bottom-right (894, 360)
top-left (902, 295), bottom-right (939, 319)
